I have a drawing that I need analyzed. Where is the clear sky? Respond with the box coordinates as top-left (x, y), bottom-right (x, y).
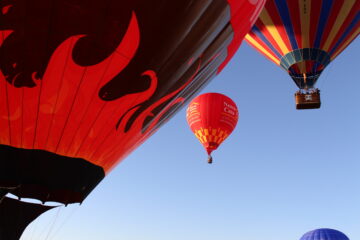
top-left (21, 37), bottom-right (360, 240)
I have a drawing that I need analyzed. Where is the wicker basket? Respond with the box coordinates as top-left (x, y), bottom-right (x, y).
top-left (295, 91), bottom-right (321, 109)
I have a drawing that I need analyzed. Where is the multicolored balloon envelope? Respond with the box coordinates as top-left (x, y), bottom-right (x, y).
top-left (186, 93), bottom-right (239, 163)
top-left (246, 0), bottom-right (360, 109)
top-left (300, 228), bottom-right (350, 240)
top-left (0, 0), bottom-right (265, 238)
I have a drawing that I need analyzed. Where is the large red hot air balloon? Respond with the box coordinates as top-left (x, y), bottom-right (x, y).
top-left (186, 93), bottom-right (239, 163)
top-left (0, 0), bottom-right (265, 238)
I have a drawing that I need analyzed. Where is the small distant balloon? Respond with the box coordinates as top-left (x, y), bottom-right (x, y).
top-left (186, 93), bottom-right (238, 164)
top-left (300, 228), bottom-right (350, 240)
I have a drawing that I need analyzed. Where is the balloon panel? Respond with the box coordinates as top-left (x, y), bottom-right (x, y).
top-left (0, 0), bottom-right (265, 203)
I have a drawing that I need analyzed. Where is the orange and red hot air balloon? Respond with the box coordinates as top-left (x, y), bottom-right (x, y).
top-left (186, 93), bottom-right (239, 164)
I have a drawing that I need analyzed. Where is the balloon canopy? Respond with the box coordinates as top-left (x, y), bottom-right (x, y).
top-left (300, 229), bottom-right (350, 240)
top-left (0, 0), bottom-right (266, 238)
top-left (0, 0), bottom-right (265, 204)
top-left (186, 93), bottom-right (238, 163)
top-left (246, 0), bottom-right (360, 90)
top-left (246, 0), bottom-right (359, 109)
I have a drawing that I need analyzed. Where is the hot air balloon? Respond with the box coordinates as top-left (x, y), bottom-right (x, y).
top-left (300, 228), bottom-right (350, 240)
top-left (186, 93), bottom-right (239, 164)
top-left (245, 0), bottom-right (360, 109)
top-left (0, 0), bottom-right (265, 238)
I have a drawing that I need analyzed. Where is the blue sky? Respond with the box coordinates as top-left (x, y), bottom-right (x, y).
top-left (21, 37), bottom-right (360, 240)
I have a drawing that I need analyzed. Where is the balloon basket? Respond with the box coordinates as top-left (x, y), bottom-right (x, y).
top-left (295, 90), bottom-right (321, 110)
top-left (207, 155), bottom-right (213, 164)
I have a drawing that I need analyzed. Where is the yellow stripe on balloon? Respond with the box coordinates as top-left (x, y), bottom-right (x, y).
top-left (259, 9), bottom-right (290, 55)
top-left (323, 0), bottom-right (356, 51)
top-left (245, 35), bottom-right (281, 65)
top-left (298, 0), bottom-right (311, 73)
top-left (204, 128), bottom-right (209, 136)
top-left (331, 28), bottom-right (360, 60)
top-left (299, 0), bottom-right (311, 48)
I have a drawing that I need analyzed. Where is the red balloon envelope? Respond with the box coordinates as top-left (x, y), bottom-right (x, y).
top-left (186, 93), bottom-right (239, 163)
top-left (0, 0), bottom-right (265, 238)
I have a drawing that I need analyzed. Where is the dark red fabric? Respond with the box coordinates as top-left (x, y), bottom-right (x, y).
top-left (0, 0), bottom-right (262, 173)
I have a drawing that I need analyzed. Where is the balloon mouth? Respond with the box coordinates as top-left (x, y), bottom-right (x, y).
top-left (206, 149), bottom-right (214, 155)
top-left (206, 142), bottom-right (219, 155)
top-left (0, 144), bottom-right (105, 205)
top-left (0, 196), bottom-right (56, 240)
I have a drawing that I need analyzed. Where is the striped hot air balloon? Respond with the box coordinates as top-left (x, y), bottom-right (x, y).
top-left (186, 93), bottom-right (239, 164)
top-left (246, 0), bottom-right (360, 109)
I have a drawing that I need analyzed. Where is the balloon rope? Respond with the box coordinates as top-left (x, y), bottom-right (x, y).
top-left (49, 205), bottom-right (80, 240)
top-left (29, 214), bottom-right (40, 240)
top-left (43, 206), bottom-right (61, 240)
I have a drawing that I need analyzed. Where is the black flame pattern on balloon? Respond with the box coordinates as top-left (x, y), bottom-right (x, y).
top-left (0, 0), bottom-right (229, 134)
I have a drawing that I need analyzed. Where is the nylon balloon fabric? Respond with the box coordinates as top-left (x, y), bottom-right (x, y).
top-left (300, 229), bottom-right (350, 240)
top-left (245, 0), bottom-right (360, 89)
top-left (186, 93), bottom-right (238, 162)
top-left (0, 0), bottom-right (266, 204)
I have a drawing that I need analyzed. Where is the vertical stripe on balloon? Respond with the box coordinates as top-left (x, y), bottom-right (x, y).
top-left (250, 25), bottom-right (283, 59)
top-left (329, 13), bottom-right (360, 56)
top-left (245, 34), bottom-right (281, 64)
top-left (260, 9), bottom-right (291, 55)
top-left (323, 0), bottom-right (357, 51)
top-left (313, 0), bottom-right (334, 49)
top-left (332, 27), bottom-right (360, 59)
top-left (274, 0), bottom-right (299, 49)
top-left (299, 0), bottom-right (311, 49)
